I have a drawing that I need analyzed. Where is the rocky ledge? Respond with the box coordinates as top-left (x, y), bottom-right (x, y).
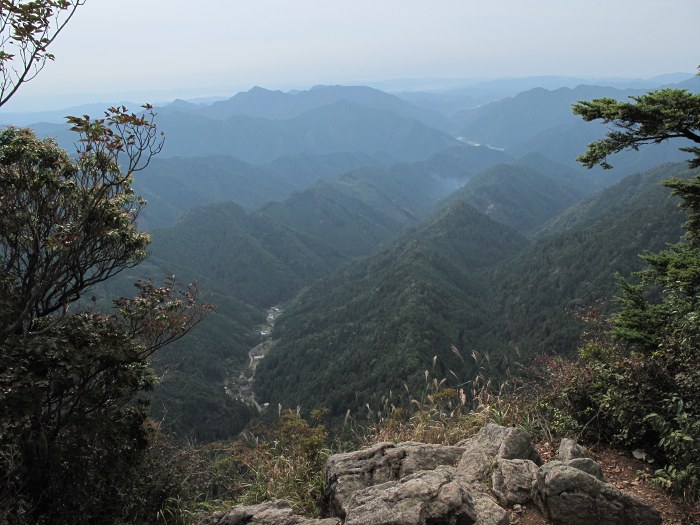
top-left (199, 423), bottom-right (661, 525)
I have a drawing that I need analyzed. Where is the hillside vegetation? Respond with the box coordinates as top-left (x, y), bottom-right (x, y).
top-left (5, 64), bottom-right (700, 522)
top-left (254, 163), bottom-right (695, 416)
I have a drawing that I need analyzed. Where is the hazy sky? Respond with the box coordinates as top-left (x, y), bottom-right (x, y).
top-left (3, 0), bottom-right (699, 111)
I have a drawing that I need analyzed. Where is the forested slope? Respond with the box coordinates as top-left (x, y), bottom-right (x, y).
top-left (254, 201), bottom-right (528, 413)
top-left (254, 163), bottom-right (695, 416)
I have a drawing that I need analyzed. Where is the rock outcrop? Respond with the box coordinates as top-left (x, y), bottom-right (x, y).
top-left (198, 500), bottom-right (339, 525)
top-left (323, 441), bottom-right (465, 517)
top-left (199, 424), bottom-right (661, 525)
top-left (456, 424), bottom-right (541, 482)
top-left (343, 466), bottom-right (476, 525)
top-left (535, 462), bottom-right (661, 525)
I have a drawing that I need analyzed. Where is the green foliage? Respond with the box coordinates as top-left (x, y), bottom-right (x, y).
top-left (530, 172), bottom-right (700, 497)
top-left (254, 201), bottom-right (528, 416)
top-left (0, 312), bottom-right (152, 520)
top-left (0, 121), bottom-right (212, 521)
top-left (0, 125), bottom-right (150, 330)
top-left (644, 396), bottom-right (700, 500)
top-left (215, 410), bottom-right (331, 516)
top-left (123, 429), bottom-right (234, 523)
top-left (607, 173), bottom-right (700, 499)
top-left (555, 94), bottom-right (700, 500)
top-left (503, 354), bottom-right (596, 443)
top-left (0, 0), bottom-right (85, 108)
top-left (573, 88), bottom-right (700, 169)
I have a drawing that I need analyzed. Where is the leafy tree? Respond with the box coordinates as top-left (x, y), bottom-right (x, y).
top-left (572, 80), bottom-right (700, 500)
top-left (0, 110), bottom-right (213, 523)
top-left (0, 0), bottom-right (85, 108)
top-left (0, 2), bottom-right (220, 519)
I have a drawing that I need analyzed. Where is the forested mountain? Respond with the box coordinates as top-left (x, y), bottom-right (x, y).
top-left (452, 82), bottom-right (699, 172)
top-left (253, 163), bottom-right (696, 415)
top-left (157, 101), bottom-right (463, 162)
top-left (514, 152), bottom-right (609, 195)
top-left (254, 201), bottom-right (528, 413)
top-left (134, 151), bottom-right (385, 229)
top-left (394, 73), bottom-right (694, 110)
top-left (488, 163), bottom-right (694, 358)
top-left (147, 202), bottom-right (347, 307)
top-left (447, 164), bottom-right (585, 236)
top-left (129, 144), bottom-right (520, 438)
top-left (536, 162), bottom-right (690, 237)
top-left (158, 85), bottom-right (455, 133)
top-left (453, 85), bottom-right (638, 145)
top-left (22, 79), bottom-right (695, 440)
top-left (28, 99), bottom-right (460, 164)
top-left (260, 145), bottom-right (513, 257)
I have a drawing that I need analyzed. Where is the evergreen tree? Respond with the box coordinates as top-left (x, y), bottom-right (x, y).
top-left (573, 78), bottom-right (700, 499)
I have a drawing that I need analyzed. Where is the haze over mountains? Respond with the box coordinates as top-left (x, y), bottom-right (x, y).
top-left (7, 73), bottom-right (698, 440)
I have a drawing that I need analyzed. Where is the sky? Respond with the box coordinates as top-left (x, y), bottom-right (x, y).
top-left (2, 0), bottom-right (699, 112)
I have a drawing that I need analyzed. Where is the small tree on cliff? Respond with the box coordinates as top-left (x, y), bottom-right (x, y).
top-left (573, 77), bottom-right (700, 499)
top-left (573, 85), bottom-right (700, 169)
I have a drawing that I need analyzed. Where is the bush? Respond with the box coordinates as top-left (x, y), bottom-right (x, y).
top-left (213, 410), bottom-right (331, 517)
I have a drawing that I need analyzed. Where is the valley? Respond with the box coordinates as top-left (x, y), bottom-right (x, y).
top-left (3, 4), bottom-right (698, 521)
top-left (229, 305), bottom-right (282, 412)
top-left (5, 73), bottom-right (699, 441)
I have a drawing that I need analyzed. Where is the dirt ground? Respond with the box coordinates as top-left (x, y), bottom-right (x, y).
top-left (505, 441), bottom-right (700, 525)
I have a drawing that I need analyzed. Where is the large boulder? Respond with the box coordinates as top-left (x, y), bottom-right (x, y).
top-left (557, 438), bottom-right (593, 461)
top-left (469, 490), bottom-right (509, 525)
top-left (323, 441), bottom-right (465, 517)
top-left (556, 438), bottom-right (604, 480)
top-left (343, 466), bottom-right (476, 525)
top-left (457, 423), bottom-right (541, 481)
top-left (197, 500), bottom-right (339, 525)
top-left (491, 458), bottom-right (539, 506)
top-left (536, 462), bottom-right (662, 525)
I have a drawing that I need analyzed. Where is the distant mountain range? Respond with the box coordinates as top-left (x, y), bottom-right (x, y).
top-left (8, 73), bottom-right (699, 438)
top-left (453, 81), bottom-right (700, 169)
top-left (2, 72), bottom-right (693, 125)
top-left (134, 151), bottom-right (387, 229)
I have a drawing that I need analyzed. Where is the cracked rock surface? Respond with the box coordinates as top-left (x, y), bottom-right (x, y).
top-left (199, 424), bottom-right (662, 525)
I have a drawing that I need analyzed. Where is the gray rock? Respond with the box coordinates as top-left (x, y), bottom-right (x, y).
top-left (469, 490), bottom-right (509, 525)
top-left (554, 440), bottom-right (604, 480)
top-left (198, 427), bottom-right (667, 525)
top-left (396, 441), bottom-right (466, 476)
top-left (567, 457), bottom-right (604, 481)
top-left (197, 500), bottom-right (338, 525)
top-left (557, 438), bottom-right (593, 461)
top-left (536, 462), bottom-right (662, 525)
top-left (324, 441), bottom-right (465, 517)
top-left (344, 466), bottom-right (476, 525)
top-left (491, 458), bottom-right (538, 506)
top-left (457, 423), bottom-right (541, 481)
